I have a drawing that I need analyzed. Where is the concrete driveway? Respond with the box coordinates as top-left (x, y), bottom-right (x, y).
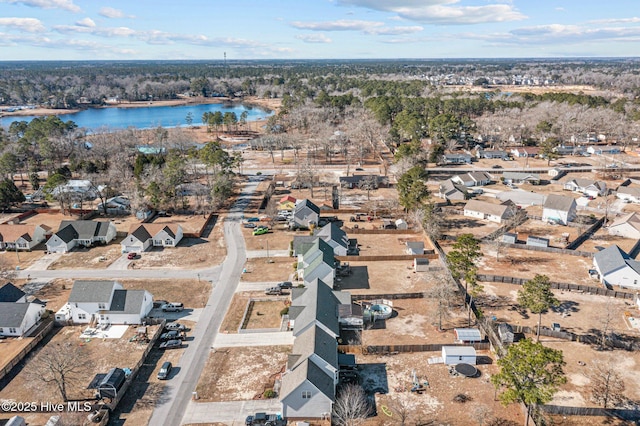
top-left (181, 399), bottom-right (282, 425)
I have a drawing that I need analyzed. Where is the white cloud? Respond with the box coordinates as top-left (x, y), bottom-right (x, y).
top-left (296, 33), bottom-right (333, 43)
top-left (0, 17), bottom-right (45, 32)
top-left (99, 7), bottom-right (134, 19)
top-left (291, 19), bottom-right (384, 32)
top-left (1, 0), bottom-right (80, 12)
top-left (336, 0), bottom-right (526, 24)
top-left (589, 17), bottom-right (640, 25)
top-left (366, 25), bottom-right (423, 35)
top-left (75, 17), bottom-right (95, 28)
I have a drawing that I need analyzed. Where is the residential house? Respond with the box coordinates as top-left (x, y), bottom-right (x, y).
top-left (51, 179), bottom-right (100, 201)
top-left (502, 172), bottom-right (541, 185)
top-left (55, 280), bottom-right (153, 325)
top-left (46, 220), bottom-right (117, 253)
top-left (339, 175), bottom-right (387, 189)
top-left (121, 223), bottom-right (184, 253)
top-left (0, 224), bottom-right (50, 251)
top-left (587, 145), bottom-right (620, 155)
top-left (608, 212), bottom-right (640, 239)
top-left (293, 199), bottom-right (320, 230)
top-left (292, 223), bottom-right (349, 257)
top-left (97, 196), bottom-right (131, 214)
top-left (476, 149), bottom-right (508, 160)
top-left (563, 178), bottom-right (607, 197)
top-left (297, 239), bottom-right (337, 286)
top-left (554, 145), bottom-right (585, 156)
top-left (548, 168), bottom-right (564, 178)
top-left (0, 301), bottom-right (45, 337)
top-left (278, 195), bottom-right (297, 211)
top-left (0, 283), bottom-right (28, 305)
top-left (442, 153), bottom-right (472, 165)
top-left (405, 241), bottom-right (425, 255)
top-left (463, 200), bottom-right (514, 224)
top-left (452, 172), bottom-right (492, 187)
top-left (593, 245), bottom-right (640, 289)
top-left (542, 194), bottom-right (577, 225)
top-left (438, 179), bottom-right (469, 202)
top-left (616, 186), bottom-right (640, 204)
top-left (510, 147), bottom-right (540, 158)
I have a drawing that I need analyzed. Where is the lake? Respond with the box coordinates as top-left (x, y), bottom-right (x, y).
top-left (0, 102), bottom-right (273, 131)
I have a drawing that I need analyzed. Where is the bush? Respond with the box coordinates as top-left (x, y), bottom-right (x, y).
top-left (256, 171), bottom-right (262, 175)
top-left (263, 389), bottom-right (276, 398)
top-left (280, 307), bottom-right (289, 316)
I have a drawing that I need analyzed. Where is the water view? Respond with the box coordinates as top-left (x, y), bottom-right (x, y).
top-left (0, 102), bottom-right (273, 131)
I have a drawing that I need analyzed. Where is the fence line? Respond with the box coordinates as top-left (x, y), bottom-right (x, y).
top-left (0, 318), bottom-right (54, 382)
top-left (344, 227), bottom-right (421, 235)
top-left (564, 217), bottom-right (605, 250)
top-left (336, 254), bottom-right (438, 262)
top-left (338, 342), bottom-right (490, 355)
top-left (350, 292), bottom-right (425, 301)
top-left (540, 404), bottom-right (640, 420)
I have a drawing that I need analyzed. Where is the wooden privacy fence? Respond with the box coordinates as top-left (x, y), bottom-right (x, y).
top-left (344, 228), bottom-right (420, 235)
top-left (477, 274), bottom-right (636, 300)
top-left (0, 318), bottom-right (54, 382)
top-left (338, 342), bottom-right (490, 355)
top-left (351, 292), bottom-right (425, 301)
top-left (540, 405), bottom-right (640, 421)
top-left (336, 254), bottom-right (437, 262)
top-left (564, 217), bottom-right (604, 250)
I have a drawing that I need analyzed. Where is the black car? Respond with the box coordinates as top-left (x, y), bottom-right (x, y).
top-left (159, 339), bottom-right (183, 349)
top-left (157, 361), bottom-right (172, 380)
top-left (160, 330), bottom-right (185, 341)
top-left (277, 281), bottom-right (293, 289)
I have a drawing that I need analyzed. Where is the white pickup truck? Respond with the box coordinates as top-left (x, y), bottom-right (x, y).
top-left (161, 303), bottom-right (184, 312)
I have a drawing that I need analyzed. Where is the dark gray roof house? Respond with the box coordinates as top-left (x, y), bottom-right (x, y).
top-left (0, 282), bottom-right (26, 303)
top-left (68, 280), bottom-right (120, 304)
top-left (293, 199), bottom-right (320, 229)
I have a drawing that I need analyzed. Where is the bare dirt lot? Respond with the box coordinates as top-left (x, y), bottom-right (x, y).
top-left (0, 324), bottom-right (159, 425)
top-left (48, 238), bottom-right (124, 269)
top-left (242, 225), bottom-right (296, 251)
top-left (243, 257), bottom-right (294, 282)
top-left (574, 228), bottom-right (638, 254)
top-left (442, 215), bottom-right (501, 240)
top-left (129, 237), bottom-right (225, 270)
top-left (351, 233), bottom-right (427, 257)
top-left (120, 278), bottom-right (211, 309)
top-left (0, 248), bottom-right (45, 270)
top-left (336, 260), bottom-right (444, 296)
top-left (245, 300), bottom-right (288, 330)
top-left (356, 351), bottom-right (522, 426)
top-left (195, 346), bottom-right (290, 401)
top-left (25, 278), bottom-right (73, 312)
top-left (149, 213), bottom-right (208, 235)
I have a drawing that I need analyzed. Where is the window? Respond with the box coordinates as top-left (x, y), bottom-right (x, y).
top-left (9, 328), bottom-right (17, 334)
top-left (0, 328), bottom-right (3, 333)
top-left (302, 391), bottom-right (312, 399)
top-left (78, 314), bottom-right (86, 320)
top-left (98, 303), bottom-right (106, 309)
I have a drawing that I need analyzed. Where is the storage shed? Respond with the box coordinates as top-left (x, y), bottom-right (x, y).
top-left (395, 219), bottom-right (408, 230)
top-left (527, 236), bottom-right (549, 248)
top-left (442, 346), bottom-right (476, 365)
top-left (454, 328), bottom-right (482, 343)
top-left (97, 367), bottom-right (127, 400)
top-left (414, 258), bottom-right (429, 272)
top-left (502, 233), bottom-right (517, 244)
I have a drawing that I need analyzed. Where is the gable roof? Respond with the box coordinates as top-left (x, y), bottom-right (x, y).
top-left (58, 220), bottom-right (112, 240)
top-left (279, 195), bottom-right (297, 204)
top-left (0, 224), bottom-right (39, 243)
top-left (0, 302), bottom-right (32, 327)
top-left (464, 200), bottom-right (512, 218)
top-left (105, 290), bottom-right (148, 315)
top-left (290, 324), bottom-right (338, 371)
top-left (295, 199), bottom-right (320, 216)
top-left (594, 245), bottom-right (640, 277)
top-left (617, 186), bottom-right (640, 197)
top-left (503, 172), bottom-right (541, 181)
top-left (609, 212), bottom-right (640, 232)
top-left (128, 223), bottom-right (181, 240)
top-left (280, 357), bottom-right (335, 401)
top-left (439, 179), bottom-right (468, 197)
top-left (291, 278), bottom-right (339, 336)
top-left (0, 282), bottom-right (26, 303)
top-left (316, 223), bottom-right (348, 249)
top-left (543, 194), bottom-right (576, 212)
top-left (68, 280), bottom-right (119, 304)
top-left (55, 223), bottom-right (78, 243)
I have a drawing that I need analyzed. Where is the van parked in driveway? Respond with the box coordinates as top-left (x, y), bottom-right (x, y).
top-left (157, 361), bottom-right (172, 380)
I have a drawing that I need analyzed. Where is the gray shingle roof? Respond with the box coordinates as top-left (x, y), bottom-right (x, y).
top-left (290, 325), bottom-right (338, 371)
top-left (291, 278), bottom-right (339, 336)
top-left (59, 220), bottom-right (111, 240)
top-left (543, 194), bottom-right (576, 212)
top-left (280, 357), bottom-right (335, 401)
top-left (594, 245), bottom-right (640, 277)
top-left (68, 280), bottom-right (118, 303)
top-left (0, 302), bottom-right (30, 327)
top-left (0, 282), bottom-right (25, 303)
top-left (316, 223), bottom-right (348, 249)
top-left (105, 290), bottom-right (147, 315)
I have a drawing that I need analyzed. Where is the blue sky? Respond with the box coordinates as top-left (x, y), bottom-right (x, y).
top-left (0, 0), bottom-right (639, 60)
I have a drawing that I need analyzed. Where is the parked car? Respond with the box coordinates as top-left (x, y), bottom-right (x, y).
top-left (277, 281), bottom-right (293, 289)
top-left (157, 361), bottom-right (172, 380)
top-left (160, 330), bottom-right (185, 341)
top-left (153, 299), bottom-right (169, 309)
top-left (127, 252), bottom-right (137, 260)
top-left (159, 339), bottom-right (183, 349)
top-left (161, 303), bottom-right (184, 312)
top-left (492, 165), bottom-right (503, 169)
top-left (246, 217), bottom-right (260, 222)
top-left (164, 322), bottom-right (189, 332)
top-left (265, 287), bottom-right (283, 295)
top-left (253, 227), bottom-right (269, 236)
top-left (244, 223), bottom-right (257, 228)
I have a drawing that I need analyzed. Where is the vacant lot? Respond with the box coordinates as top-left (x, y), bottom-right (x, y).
top-left (0, 324), bottom-right (158, 425)
top-left (243, 257), bottom-right (294, 282)
top-left (195, 346), bottom-right (290, 401)
top-left (129, 237), bottom-right (224, 270)
top-left (244, 300), bottom-right (288, 330)
top-left (0, 248), bottom-right (44, 270)
top-left (574, 228), bottom-right (637, 254)
top-left (48, 238), bottom-right (124, 269)
top-left (356, 351), bottom-right (522, 426)
top-left (442, 215), bottom-right (501, 240)
top-left (337, 260), bottom-right (444, 295)
top-left (120, 278), bottom-right (211, 309)
top-left (352, 233), bottom-right (426, 257)
top-left (150, 213), bottom-right (208, 235)
top-left (25, 278), bottom-right (73, 312)
top-left (220, 293), bottom-right (250, 333)
top-left (243, 225), bottom-right (295, 251)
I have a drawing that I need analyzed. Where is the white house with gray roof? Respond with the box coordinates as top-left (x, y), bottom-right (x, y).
top-left (542, 194), bottom-right (577, 225)
top-left (46, 220), bottom-right (116, 253)
top-left (55, 280), bottom-right (153, 325)
top-left (0, 301), bottom-right (45, 337)
top-left (616, 186), bottom-right (640, 204)
top-left (593, 245), bottom-right (640, 289)
top-left (438, 179), bottom-right (469, 201)
top-left (452, 172), bottom-right (492, 187)
top-left (463, 200), bottom-right (514, 223)
top-left (502, 172), bottom-right (541, 185)
top-left (563, 178), bottom-right (607, 197)
top-left (608, 212), bottom-right (640, 239)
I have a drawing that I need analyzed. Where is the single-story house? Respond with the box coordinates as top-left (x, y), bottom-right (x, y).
top-left (438, 179), bottom-right (469, 201)
top-left (463, 200), bottom-right (514, 224)
top-left (593, 245), bottom-right (640, 289)
top-left (587, 145), bottom-right (620, 155)
top-left (293, 199), bottom-right (320, 230)
top-left (442, 346), bottom-right (476, 365)
top-left (510, 147), bottom-right (539, 158)
top-left (454, 328), bottom-right (482, 343)
top-left (608, 212), bottom-right (640, 240)
top-left (278, 195), bottom-right (297, 211)
top-left (443, 153), bottom-right (472, 165)
top-left (406, 241), bottom-right (425, 255)
top-left (51, 179), bottom-right (101, 201)
top-left (502, 172), bottom-right (541, 185)
top-left (0, 224), bottom-right (50, 251)
top-left (476, 149), bottom-right (508, 160)
top-left (563, 178), bottom-right (607, 197)
top-left (97, 196), bottom-right (131, 214)
top-left (542, 194), bottom-right (577, 225)
top-left (452, 172), bottom-right (491, 187)
top-left (55, 280), bottom-right (153, 325)
top-left (339, 175), bottom-right (388, 189)
top-left (46, 220), bottom-right (117, 253)
top-left (0, 301), bottom-right (45, 337)
top-left (121, 223), bottom-right (184, 253)
top-left (616, 186), bottom-right (640, 204)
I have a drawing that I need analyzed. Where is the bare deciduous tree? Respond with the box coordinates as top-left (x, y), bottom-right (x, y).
top-left (333, 384), bottom-right (372, 426)
top-left (26, 343), bottom-right (90, 402)
top-left (426, 270), bottom-right (457, 331)
top-left (588, 360), bottom-right (626, 408)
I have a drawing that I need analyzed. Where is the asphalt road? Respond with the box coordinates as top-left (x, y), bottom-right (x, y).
top-left (148, 178), bottom-right (260, 426)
